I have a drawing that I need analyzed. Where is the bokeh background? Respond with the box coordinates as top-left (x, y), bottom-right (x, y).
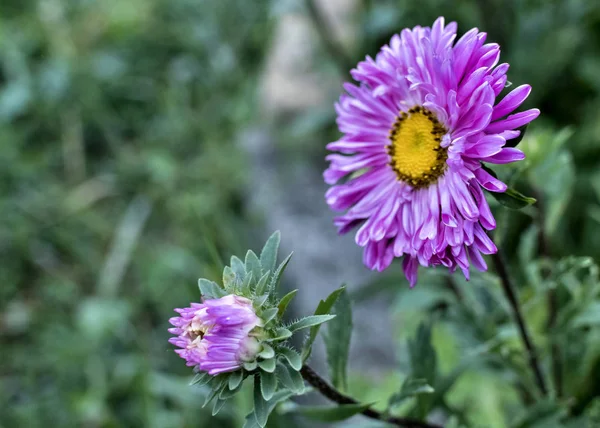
top-left (3, 0), bottom-right (600, 427)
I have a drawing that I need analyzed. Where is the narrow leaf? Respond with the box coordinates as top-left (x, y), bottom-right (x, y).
top-left (325, 288), bottom-right (352, 391)
top-left (253, 376), bottom-right (269, 427)
top-left (198, 279), bottom-right (227, 299)
top-left (490, 187), bottom-right (537, 210)
top-left (291, 403), bottom-right (373, 422)
top-left (388, 378), bottom-right (435, 409)
top-left (260, 231), bottom-right (280, 275)
top-left (254, 294), bottom-right (268, 308)
top-left (288, 315), bottom-right (336, 332)
top-left (260, 370), bottom-right (277, 401)
top-left (243, 390), bottom-right (294, 428)
top-left (280, 347), bottom-right (302, 371)
top-left (277, 289), bottom-right (298, 318)
top-left (245, 250), bottom-right (262, 287)
top-left (302, 287), bottom-right (345, 361)
top-left (268, 252), bottom-right (293, 292)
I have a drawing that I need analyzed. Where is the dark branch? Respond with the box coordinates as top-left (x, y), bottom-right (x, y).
top-left (300, 365), bottom-right (443, 428)
top-left (492, 251), bottom-right (549, 396)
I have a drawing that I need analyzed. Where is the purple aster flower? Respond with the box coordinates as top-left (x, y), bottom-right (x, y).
top-left (169, 294), bottom-right (262, 375)
top-left (324, 17), bottom-right (539, 286)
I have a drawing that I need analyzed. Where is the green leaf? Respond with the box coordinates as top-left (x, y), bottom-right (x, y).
top-left (245, 250), bottom-right (262, 287)
top-left (260, 370), bottom-right (277, 401)
top-left (280, 347), bottom-right (302, 371)
top-left (254, 294), bottom-right (269, 308)
top-left (408, 323), bottom-right (437, 419)
top-left (258, 358), bottom-right (276, 373)
top-left (255, 271), bottom-right (270, 296)
top-left (268, 252), bottom-right (293, 292)
top-left (276, 362), bottom-right (305, 393)
top-left (190, 371), bottom-right (211, 386)
top-left (288, 315), bottom-right (336, 332)
top-left (261, 307), bottom-right (279, 324)
top-left (228, 370), bottom-right (244, 390)
top-left (325, 288), bottom-right (352, 391)
top-left (490, 187), bottom-right (537, 210)
top-left (260, 231), bottom-right (280, 275)
top-left (203, 378), bottom-right (226, 408)
top-left (253, 376), bottom-right (269, 427)
top-left (277, 289), bottom-right (298, 317)
top-left (289, 403), bottom-right (373, 422)
top-left (268, 328), bottom-right (292, 342)
top-left (198, 278), bottom-right (227, 299)
top-left (243, 390), bottom-right (295, 428)
top-left (302, 287), bottom-right (345, 361)
top-left (388, 378), bottom-right (434, 409)
top-left (231, 255), bottom-right (246, 281)
top-left (258, 343), bottom-right (275, 359)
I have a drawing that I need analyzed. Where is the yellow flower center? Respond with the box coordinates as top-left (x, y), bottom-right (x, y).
top-left (387, 106), bottom-right (448, 188)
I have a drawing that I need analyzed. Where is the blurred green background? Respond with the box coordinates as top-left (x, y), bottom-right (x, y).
top-left (3, 0), bottom-right (600, 427)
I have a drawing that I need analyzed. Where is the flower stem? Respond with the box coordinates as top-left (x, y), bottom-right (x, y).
top-left (300, 365), bottom-right (443, 428)
top-left (491, 251), bottom-right (549, 396)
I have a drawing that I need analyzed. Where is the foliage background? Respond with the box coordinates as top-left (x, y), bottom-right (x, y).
top-left (2, 0), bottom-right (600, 427)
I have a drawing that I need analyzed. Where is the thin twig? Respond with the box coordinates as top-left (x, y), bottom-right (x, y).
top-left (300, 365), bottom-right (443, 428)
top-left (304, 0), bottom-right (354, 74)
top-left (491, 251), bottom-right (549, 396)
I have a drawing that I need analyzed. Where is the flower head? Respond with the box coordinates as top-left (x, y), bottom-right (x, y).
top-left (169, 295), bottom-right (262, 375)
top-left (324, 17), bottom-right (539, 286)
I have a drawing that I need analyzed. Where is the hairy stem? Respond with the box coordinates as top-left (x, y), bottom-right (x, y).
top-left (492, 251), bottom-right (549, 396)
top-left (300, 365), bottom-right (443, 428)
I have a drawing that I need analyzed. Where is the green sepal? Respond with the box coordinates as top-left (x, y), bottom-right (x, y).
top-left (276, 362), bottom-right (305, 393)
top-left (267, 328), bottom-right (292, 342)
top-left (203, 378), bottom-right (226, 408)
top-left (255, 271), bottom-right (270, 296)
top-left (241, 271), bottom-right (254, 294)
top-left (260, 370), bottom-right (277, 401)
top-left (228, 370), bottom-right (244, 390)
top-left (198, 279), bottom-right (227, 299)
top-left (258, 357), bottom-right (276, 373)
top-left (277, 289), bottom-right (298, 317)
top-left (288, 315), bottom-right (336, 332)
top-left (243, 360), bottom-right (258, 371)
top-left (230, 255), bottom-right (246, 281)
top-left (245, 250), bottom-right (262, 287)
top-left (259, 231), bottom-right (280, 276)
top-left (279, 347), bottom-right (302, 371)
top-left (268, 252), bottom-right (293, 292)
top-left (490, 186), bottom-right (537, 210)
top-left (253, 294), bottom-right (269, 308)
top-left (212, 397), bottom-right (228, 416)
top-left (258, 343), bottom-right (275, 359)
top-left (261, 307), bottom-right (279, 325)
top-left (243, 390), bottom-right (294, 428)
top-left (222, 266), bottom-right (236, 289)
top-left (189, 371), bottom-right (211, 386)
